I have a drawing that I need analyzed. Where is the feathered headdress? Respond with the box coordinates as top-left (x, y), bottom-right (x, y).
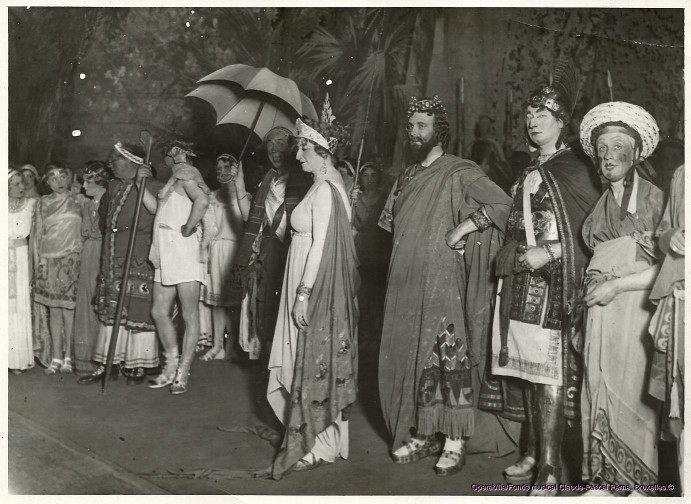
top-left (527, 58), bottom-right (579, 122)
top-left (296, 93), bottom-right (340, 154)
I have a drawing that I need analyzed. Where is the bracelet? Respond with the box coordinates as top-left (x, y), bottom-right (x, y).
top-left (296, 282), bottom-right (312, 298)
top-left (469, 207), bottom-right (492, 232)
top-left (542, 243), bottom-right (557, 264)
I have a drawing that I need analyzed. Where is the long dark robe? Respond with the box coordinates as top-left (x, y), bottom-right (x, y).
top-left (95, 178), bottom-right (162, 331)
top-left (379, 154), bottom-right (512, 449)
top-left (479, 148), bottom-right (601, 421)
top-left (234, 167), bottom-right (310, 358)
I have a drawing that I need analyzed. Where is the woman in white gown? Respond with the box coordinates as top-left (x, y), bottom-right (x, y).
top-left (9, 169), bottom-right (36, 373)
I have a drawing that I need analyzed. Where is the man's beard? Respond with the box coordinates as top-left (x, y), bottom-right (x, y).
top-left (408, 134), bottom-right (437, 160)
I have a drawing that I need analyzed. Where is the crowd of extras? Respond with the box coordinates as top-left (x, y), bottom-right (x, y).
top-left (7, 86), bottom-right (684, 493)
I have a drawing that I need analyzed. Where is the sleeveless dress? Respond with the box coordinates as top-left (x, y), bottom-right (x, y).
top-left (153, 190), bottom-right (206, 285)
top-left (9, 199), bottom-right (36, 370)
top-left (267, 179), bottom-right (359, 479)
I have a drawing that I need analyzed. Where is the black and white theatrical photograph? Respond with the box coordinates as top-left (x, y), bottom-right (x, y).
top-left (5, 2), bottom-right (686, 497)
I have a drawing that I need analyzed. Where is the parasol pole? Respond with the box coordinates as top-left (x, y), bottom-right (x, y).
top-left (607, 69), bottom-right (614, 102)
top-left (102, 130), bottom-right (154, 393)
top-left (238, 101), bottom-right (266, 163)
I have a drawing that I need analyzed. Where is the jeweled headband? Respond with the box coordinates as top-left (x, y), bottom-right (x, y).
top-left (216, 153), bottom-right (238, 164)
top-left (295, 118), bottom-right (338, 155)
top-left (407, 95), bottom-right (446, 117)
top-left (114, 142), bottom-right (144, 165)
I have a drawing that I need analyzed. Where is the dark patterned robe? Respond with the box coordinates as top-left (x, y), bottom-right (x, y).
top-left (95, 177), bottom-right (163, 331)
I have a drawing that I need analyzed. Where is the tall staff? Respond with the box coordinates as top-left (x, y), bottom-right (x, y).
top-left (102, 130), bottom-right (154, 393)
top-left (351, 12), bottom-right (386, 213)
top-left (455, 77), bottom-right (465, 157)
top-left (607, 69), bottom-right (614, 101)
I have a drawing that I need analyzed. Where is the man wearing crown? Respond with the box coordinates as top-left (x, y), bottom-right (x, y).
top-left (378, 95), bottom-right (515, 476)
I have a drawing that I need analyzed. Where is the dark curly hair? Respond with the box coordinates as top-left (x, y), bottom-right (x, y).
top-left (81, 160), bottom-right (113, 188)
top-left (407, 99), bottom-right (451, 149)
top-left (300, 117), bottom-right (352, 160)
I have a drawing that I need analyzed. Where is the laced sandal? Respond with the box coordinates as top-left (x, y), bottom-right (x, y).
top-left (294, 452), bottom-right (329, 472)
top-left (169, 367), bottom-right (189, 395)
top-left (199, 347), bottom-right (226, 362)
top-left (391, 436), bottom-right (442, 464)
top-left (504, 455), bottom-right (536, 483)
top-left (529, 464), bottom-right (560, 496)
top-left (44, 358), bottom-right (63, 375)
top-left (60, 357), bottom-right (73, 374)
top-left (434, 439), bottom-right (466, 477)
top-left (148, 354), bottom-right (179, 389)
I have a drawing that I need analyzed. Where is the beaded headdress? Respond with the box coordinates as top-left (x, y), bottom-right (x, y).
top-left (407, 95), bottom-right (446, 117)
top-left (114, 141), bottom-right (144, 165)
top-left (295, 93), bottom-right (339, 154)
top-left (216, 153), bottom-right (238, 163)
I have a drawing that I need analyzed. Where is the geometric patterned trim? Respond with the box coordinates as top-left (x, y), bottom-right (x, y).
top-left (583, 408), bottom-right (657, 494)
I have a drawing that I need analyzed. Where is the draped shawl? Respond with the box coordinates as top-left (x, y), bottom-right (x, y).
top-left (270, 181), bottom-right (360, 479)
top-left (379, 154), bottom-right (511, 448)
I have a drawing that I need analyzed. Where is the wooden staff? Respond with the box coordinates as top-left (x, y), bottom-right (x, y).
top-left (607, 69), bottom-right (614, 102)
top-left (102, 130), bottom-right (154, 393)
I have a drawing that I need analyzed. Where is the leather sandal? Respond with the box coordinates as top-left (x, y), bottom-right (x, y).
top-left (44, 358), bottom-right (62, 375)
top-left (504, 455), bottom-right (536, 483)
top-left (392, 436), bottom-right (442, 464)
top-left (60, 357), bottom-right (73, 374)
top-left (126, 367), bottom-right (146, 386)
top-left (294, 452), bottom-right (330, 472)
top-left (434, 446), bottom-right (467, 477)
top-left (199, 347), bottom-right (226, 362)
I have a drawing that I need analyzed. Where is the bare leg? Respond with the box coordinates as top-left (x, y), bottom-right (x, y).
top-left (60, 308), bottom-right (76, 372)
top-left (151, 281), bottom-right (178, 353)
top-left (48, 306), bottom-right (64, 362)
top-left (211, 306), bottom-right (228, 356)
top-left (148, 282), bottom-right (179, 388)
top-left (170, 281), bottom-right (201, 394)
top-left (177, 281), bottom-right (201, 369)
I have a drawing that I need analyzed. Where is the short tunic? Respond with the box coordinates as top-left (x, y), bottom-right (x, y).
top-left (153, 190), bottom-right (206, 286)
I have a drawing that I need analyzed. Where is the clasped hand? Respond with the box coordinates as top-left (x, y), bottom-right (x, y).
top-left (516, 244), bottom-right (549, 271)
top-left (583, 280), bottom-right (620, 307)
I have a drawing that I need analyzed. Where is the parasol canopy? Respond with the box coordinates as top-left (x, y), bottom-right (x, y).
top-left (186, 64), bottom-right (318, 156)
